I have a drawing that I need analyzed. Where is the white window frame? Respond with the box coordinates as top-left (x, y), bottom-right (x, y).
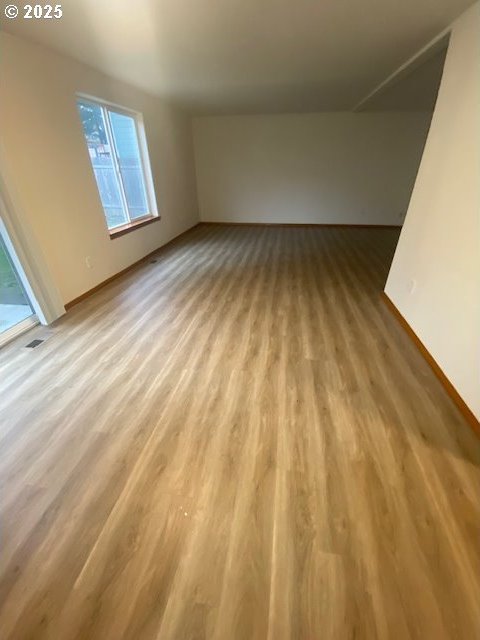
top-left (76, 94), bottom-right (159, 235)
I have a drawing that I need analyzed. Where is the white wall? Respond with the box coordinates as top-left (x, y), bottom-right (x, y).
top-left (0, 33), bottom-right (199, 305)
top-left (385, 3), bottom-right (480, 420)
top-left (193, 112), bottom-right (431, 224)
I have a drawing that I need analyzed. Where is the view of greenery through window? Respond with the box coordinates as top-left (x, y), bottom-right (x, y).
top-left (77, 99), bottom-right (151, 229)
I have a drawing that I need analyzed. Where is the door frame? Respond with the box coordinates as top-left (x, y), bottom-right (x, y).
top-left (0, 147), bottom-right (65, 326)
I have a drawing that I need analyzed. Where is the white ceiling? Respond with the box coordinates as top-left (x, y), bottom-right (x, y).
top-left (1, 0), bottom-right (474, 114)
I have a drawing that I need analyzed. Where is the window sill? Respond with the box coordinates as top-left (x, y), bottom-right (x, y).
top-left (109, 215), bottom-right (160, 239)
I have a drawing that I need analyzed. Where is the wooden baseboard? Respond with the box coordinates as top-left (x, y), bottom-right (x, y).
top-left (200, 221), bottom-right (402, 229)
top-left (382, 292), bottom-right (480, 436)
top-left (65, 223), bottom-right (200, 310)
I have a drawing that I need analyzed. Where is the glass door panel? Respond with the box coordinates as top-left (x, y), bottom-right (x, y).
top-left (0, 235), bottom-right (34, 334)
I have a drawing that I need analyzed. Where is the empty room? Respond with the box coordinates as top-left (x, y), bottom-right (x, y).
top-left (0, 0), bottom-right (479, 638)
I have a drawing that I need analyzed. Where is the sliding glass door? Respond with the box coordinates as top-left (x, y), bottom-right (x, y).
top-left (0, 234), bottom-right (35, 336)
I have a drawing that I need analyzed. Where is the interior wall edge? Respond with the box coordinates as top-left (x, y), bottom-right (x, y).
top-left (0, 150), bottom-right (65, 324)
top-left (384, 2), bottom-right (480, 428)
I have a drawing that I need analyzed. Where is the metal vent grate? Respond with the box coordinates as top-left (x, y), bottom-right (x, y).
top-left (25, 339), bottom-right (44, 349)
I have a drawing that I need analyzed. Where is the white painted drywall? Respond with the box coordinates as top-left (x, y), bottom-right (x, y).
top-left (193, 112), bottom-right (431, 224)
top-left (385, 2), bottom-right (480, 420)
top-left (0, 32), bottom-right (199, 305)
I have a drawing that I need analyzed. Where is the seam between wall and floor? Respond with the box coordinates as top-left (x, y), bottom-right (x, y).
top-left (200, 221), bottom-right (402, 229)
top-left (64, 223), bottom-right (201, 310)
top-left (381, 292), bottom-right (479, 435)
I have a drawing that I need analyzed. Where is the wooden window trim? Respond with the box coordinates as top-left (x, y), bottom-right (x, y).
top-left (109, 215), bottom-right (160, 239)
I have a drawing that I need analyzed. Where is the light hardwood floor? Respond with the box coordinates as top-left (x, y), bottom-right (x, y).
top-left (0, 224), bottom-right (479, 640)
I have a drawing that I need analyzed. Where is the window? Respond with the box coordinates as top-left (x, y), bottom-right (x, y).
top-left (76, 97), bottom-right (158, 236)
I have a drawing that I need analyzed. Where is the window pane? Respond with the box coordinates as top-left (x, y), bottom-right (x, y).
top-left (77, 100), bottom-right (128, 229)
top-left (108, 111), bottom-right (150, 220)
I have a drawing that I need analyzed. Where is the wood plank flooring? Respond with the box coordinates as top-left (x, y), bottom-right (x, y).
top-left (0, 224), bottom-right (479, 639)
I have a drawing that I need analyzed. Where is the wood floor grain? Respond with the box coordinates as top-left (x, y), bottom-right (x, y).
top-left (0, 224), bottom-right (479, 639)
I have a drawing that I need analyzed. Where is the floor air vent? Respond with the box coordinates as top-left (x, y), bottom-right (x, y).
top-left (25, 339), bottom-right (44, 349)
